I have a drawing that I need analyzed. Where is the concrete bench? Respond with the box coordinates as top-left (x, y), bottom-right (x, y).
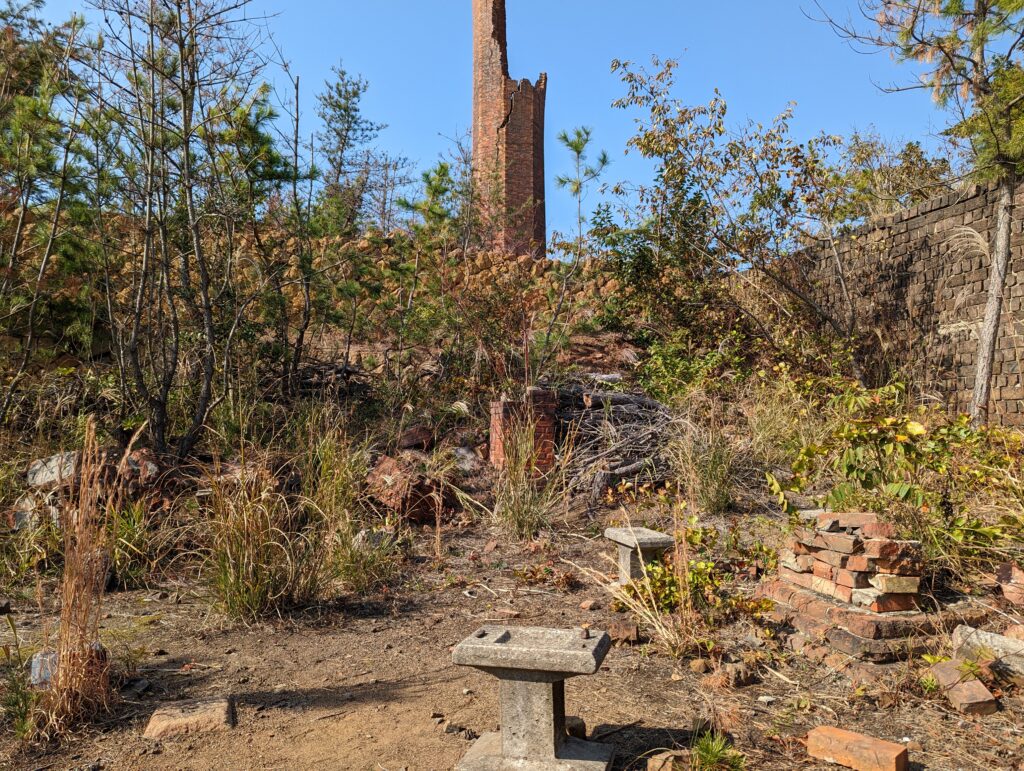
top-left (452, 625), bottom-right (614, 770)
top-left (604, 527), bottom-right (675, 585)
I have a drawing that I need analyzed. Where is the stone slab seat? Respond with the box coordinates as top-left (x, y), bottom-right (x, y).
top-left (604, 527), bottom-right (675, 585)
top-left (453, 626), bottom-right (615, 771)
top-left (453, 626), bottom-right (612, 679)
top-left (603, 527), bottom-right (675, 552)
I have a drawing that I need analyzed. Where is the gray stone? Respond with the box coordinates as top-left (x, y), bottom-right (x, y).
top-left (11, 494), bottom-right (60, 531)
top-left (603, 527), bottom-right (675, 585)
top-left (952, 624), bottom-right (1024, 681)
top-left (453, 626), bottom-right (614, 770)
top-left (452, 626), bottom-right (611, 677)
top-left (26, 452), bottom-right (77, 489)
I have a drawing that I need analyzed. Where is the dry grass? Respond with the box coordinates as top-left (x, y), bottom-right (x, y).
top-left (36, 421), bottom-right (114, 739)
top-left (491, 419), bottom-right (568, 539)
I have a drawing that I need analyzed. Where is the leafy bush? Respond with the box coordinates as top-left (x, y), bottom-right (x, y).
top-left (768, 380), bottom-right (1024, 578)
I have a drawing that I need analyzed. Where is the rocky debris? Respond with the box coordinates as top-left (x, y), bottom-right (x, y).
top-left (806, 726), bottom-right (909, 771)
top-left (759, 512), bottom-right (958, 668)
top-left (397, 425), bottom-right (434, 452)
top-left (26, 452), bottom-right (78, 489)
top-left (608, 621), bottom-right (641, 646)
top-left (997, 562), bottom-right (1024, 607)
top-left (7, 493), bottom-right (61, 531)
top-left (952, 624), bottom-right (1024, 683)
top-left (454, 447), bottom-right (482, 474)
top-left (366, 455), bottom-right (455, 524)
top-left (760, 580), bottom-right (989, 667)
top-left (351, 528), bottom-right (404, 555)
top-left (120, 678), bottom-right (152, 699)
top-left (647, 750), bottom-right (689, 770)
top-left (143, 696), bottom-right (236, 740)
top-left (30, 650), bottom-right (60, 688)
top-left (928, 659), bottom-right (998, 715)
top-left (723, 662), bottom-right (758, 688)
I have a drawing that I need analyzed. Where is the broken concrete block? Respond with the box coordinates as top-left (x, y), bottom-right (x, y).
top-left (928, 659), bottom-right (998, 716)
top-left (806, 726), bottom-right (909, 771)
top-left (143, 696), bottom-right (236, 740)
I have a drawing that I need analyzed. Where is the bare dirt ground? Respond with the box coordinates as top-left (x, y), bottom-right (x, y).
top-left (3, 511), bottom-right (1023, 771)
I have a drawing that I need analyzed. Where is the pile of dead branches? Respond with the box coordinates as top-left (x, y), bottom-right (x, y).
top-left (557, 384), bottom-right (683, 502)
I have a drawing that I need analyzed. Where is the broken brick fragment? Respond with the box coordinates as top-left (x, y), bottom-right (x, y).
top-left (806, 726), bottom-right (909, 771)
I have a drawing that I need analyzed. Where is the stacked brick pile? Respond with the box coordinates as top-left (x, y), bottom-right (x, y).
top-left (779, 512), bottom-right (923, 613)
top-left (760, 512), bottom-right (989, 668)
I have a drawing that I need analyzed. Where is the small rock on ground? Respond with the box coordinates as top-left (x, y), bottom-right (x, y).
top-left (143, 696), bottom-right (235, 740)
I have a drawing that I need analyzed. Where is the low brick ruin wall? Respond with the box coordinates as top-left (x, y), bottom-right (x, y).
top-left (805, 182), bottom-right (1024, 425)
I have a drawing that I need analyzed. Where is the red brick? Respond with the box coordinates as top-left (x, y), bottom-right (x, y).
top-left (863, 540), bottom-right (921, 561)
top-left (827, 511), bottom-right (880, 530)
top-left (818, 532), bottom-right (864, 554)
top-left (862, 521), bottom-right (899, 539)
top-left (929, 660), bottom-right (998, 715)
top-left (472, 0), bottom-right (546, 255)
top-left (851, 589), bottom-right (919, 613)
top-left (806, 726), bottom-right (909, 771)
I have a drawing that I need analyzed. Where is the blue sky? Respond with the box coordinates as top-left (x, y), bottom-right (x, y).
top-left (41, 0), bottom-right (942, 238)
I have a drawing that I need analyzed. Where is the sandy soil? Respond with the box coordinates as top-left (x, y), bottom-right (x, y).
top-left (3, 514), bottom-right (1023, 771)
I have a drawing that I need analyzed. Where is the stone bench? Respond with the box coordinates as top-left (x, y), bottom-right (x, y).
top-left (452, 625), bottom-right (614, 770)
top-left (604, 527), bottom-right (675, 585)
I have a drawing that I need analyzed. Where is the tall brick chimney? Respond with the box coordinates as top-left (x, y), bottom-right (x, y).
top-left (472, 0), bottom-right (547, 257)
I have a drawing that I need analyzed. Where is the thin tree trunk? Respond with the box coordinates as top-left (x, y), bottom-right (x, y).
top-left (970, 171), bottom-right (1015, 425)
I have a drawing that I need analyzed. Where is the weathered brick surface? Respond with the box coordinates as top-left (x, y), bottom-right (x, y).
top-left (758, 580), bottom-right (990, 641)
top-left (929, 659), bottom-right (999, 715)
top-left (806, 726), bottom-right (909, 771)
top-left (805, 182), bottom-right (1024, 426)
top-left (489, 388), bottom-right (557, 473)
top-left (472, 0), bottom-right (546, 257)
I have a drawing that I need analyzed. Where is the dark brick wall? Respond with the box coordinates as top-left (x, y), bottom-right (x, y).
top-left (806, 182), bottom-right (1024, 425)
top-left (472, 0), bottom-right (547, 257)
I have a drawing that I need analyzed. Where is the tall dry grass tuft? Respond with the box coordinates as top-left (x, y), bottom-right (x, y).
top-left (38, 421), bottom-right (114, 739)
top-left (492, 419), bottom-right (567, 539)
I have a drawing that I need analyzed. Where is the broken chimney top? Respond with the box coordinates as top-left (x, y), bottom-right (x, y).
top-left (472, 0), bottom-right (547, 258)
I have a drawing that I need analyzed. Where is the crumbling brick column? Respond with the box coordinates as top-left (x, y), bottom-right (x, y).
top-left (489, 387), bottom-right (557, 473)
top-left (472, 0), bottom-right (547, 258)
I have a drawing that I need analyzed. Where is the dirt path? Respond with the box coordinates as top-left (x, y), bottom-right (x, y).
top-left (3, 521), bottom-right (1023, 770)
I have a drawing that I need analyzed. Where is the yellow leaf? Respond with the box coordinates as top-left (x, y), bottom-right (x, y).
top-left (906, 421), bottom-right (926, 437)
